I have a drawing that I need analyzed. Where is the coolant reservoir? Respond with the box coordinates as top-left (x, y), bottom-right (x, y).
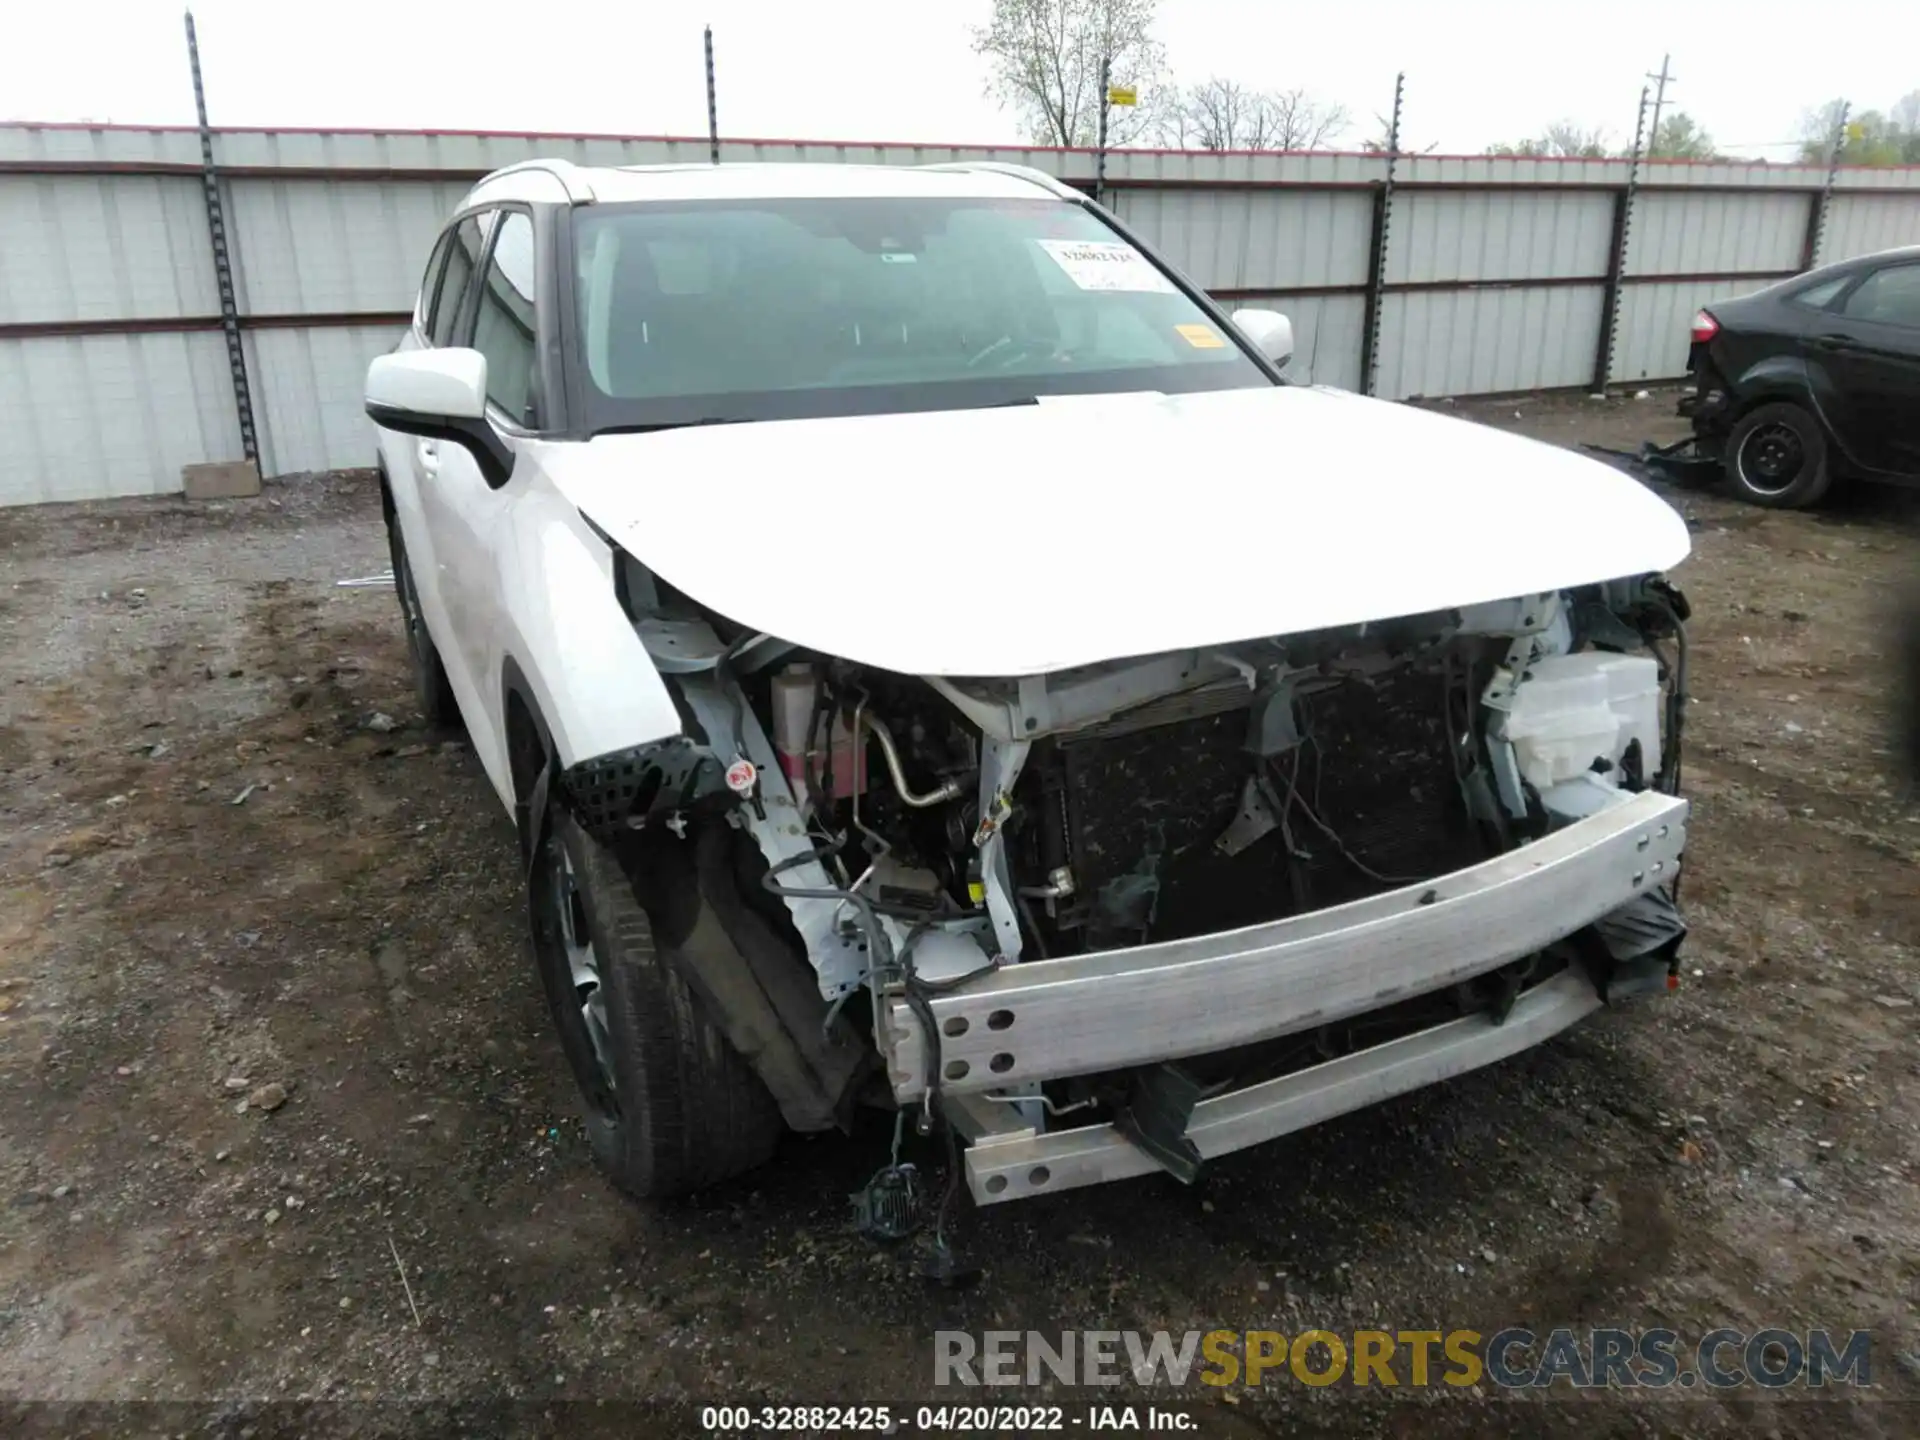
top-left (770, 664), bottom-right (865, 806)
top-left (1498, 652), bottom-right (1662, 789)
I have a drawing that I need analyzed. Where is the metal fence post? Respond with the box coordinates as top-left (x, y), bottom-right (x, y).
top-left (184, 8), bottom-right (257, 467)
top-left (1359, 72), bottom-right (1404, 398)
top-left (705, 26), bottom-right (720, 165)
top-left (1095, 56), bottom-right (1110, 206)
top-left (1591, 85), bottom-right (1650, 394)
top-left (1799, 101), bottom-right (1850, 272)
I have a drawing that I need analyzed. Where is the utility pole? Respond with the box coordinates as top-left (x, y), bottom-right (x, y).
top-left (1644, 53), bottom-right (1674, 156)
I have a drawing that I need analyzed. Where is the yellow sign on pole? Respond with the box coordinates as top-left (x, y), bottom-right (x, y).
top-left (1107, 85), bottom-right (1137, 107)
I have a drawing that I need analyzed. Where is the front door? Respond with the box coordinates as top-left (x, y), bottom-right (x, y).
top-left (415, 208), bottom-right (542, 780)
top-left (1813, 261), bottom-right (1920, 477)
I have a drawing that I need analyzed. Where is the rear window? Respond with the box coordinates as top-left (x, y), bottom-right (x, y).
top-left (1789, 275), bottom-right (1849, 310)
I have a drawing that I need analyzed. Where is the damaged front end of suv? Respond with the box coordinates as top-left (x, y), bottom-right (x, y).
top-left (567, 551), bottom-right (1692, 1206)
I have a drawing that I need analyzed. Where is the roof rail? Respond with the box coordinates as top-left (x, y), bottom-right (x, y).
top-left (472, 158), bottom-right (598, 203)
top-left (918, 159), bottom-right (1081, 200)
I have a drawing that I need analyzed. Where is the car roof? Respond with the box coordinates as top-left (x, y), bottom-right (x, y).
top-left (1810, 244), bottom-right (1920, 279)
top-left (460, 159), bottom-right (1077, 211)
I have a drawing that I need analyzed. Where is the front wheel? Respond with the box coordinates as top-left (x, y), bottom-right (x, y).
top-left (527, 808), bottom-right (783, 1199)
top-left (1724, 402), bottom-right (1834, 509)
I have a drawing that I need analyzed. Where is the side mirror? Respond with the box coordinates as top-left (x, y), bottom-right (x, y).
top-left (365, 348), bottom-right (514, 487)
top-left (1230, 307), bottom-right (1294, 369)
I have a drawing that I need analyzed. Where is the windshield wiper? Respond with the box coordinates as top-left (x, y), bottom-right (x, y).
top-left (595, 417), bottom-right (746, 436)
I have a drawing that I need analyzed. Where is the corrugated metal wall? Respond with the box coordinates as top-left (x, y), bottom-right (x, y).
top-left (1, 173), bottom-right (218, 322)
top-left (1627, 190), bottom-right (1808, 276)
top-left (3, 122), bottom-right (1919, 506)
top-left (1823, 192), bottom-right (1920, 262)
top-left (0, 332), bottom-right (241, 502)
top-left (1112, 187), bottom-right (1374, 291)
top-left (225, 178), bottom-right (473, 316)
top-left (243, 323), bottom-right (410, 478)
top-left (1388, 189), bottom-right (1615, 282)
top-left (1376, 286), bottom-right (1607, 399)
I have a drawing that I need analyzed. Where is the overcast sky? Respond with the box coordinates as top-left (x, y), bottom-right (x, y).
top-left (5, 1), bottom-right (1914, 160)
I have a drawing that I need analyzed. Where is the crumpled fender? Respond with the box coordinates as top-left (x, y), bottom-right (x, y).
top-left (559, 736), bottom-right (732, 844)
top-left (490, 471), bottom-right (685, 790)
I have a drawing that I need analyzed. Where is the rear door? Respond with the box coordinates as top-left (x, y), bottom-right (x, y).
top-left (414, 207), bottom-right (543, 758)
top-left (1807, 261), bottom-right (1920, 476)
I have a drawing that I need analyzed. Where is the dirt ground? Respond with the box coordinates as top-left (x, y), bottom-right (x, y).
top-left (1, 389), bottom-right (1916, 1438)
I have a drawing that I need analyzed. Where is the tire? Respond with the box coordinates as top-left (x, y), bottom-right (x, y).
top-left (1724, 401), bottom-right (1834, 509)
top-left (381, 506), bottom-right (462, 729)
top-left (528, 808), bottom-right (783, 1199)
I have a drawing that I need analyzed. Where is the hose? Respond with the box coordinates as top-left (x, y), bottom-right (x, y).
top-left (892, 923), bottom-right (998, 1281)
top-left (861, 712), bottom-right (965, 808)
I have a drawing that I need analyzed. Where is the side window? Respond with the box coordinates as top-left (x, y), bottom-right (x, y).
top-left (415, 230), bottom-right (455, 334)
top-left (1789, 275), bottom-right (1849, 310)
top-left (470, 211), bottom-right (539, 425)
top-left (429, 215), bottom-right (489, 348)
top-left (1842, 264), bottom-right (1920, 330)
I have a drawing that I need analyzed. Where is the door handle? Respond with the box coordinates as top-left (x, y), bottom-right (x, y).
top-left (1811, 333), bottom-right (1855, 350)
top-left (417, 439), bottom-right (440, 477)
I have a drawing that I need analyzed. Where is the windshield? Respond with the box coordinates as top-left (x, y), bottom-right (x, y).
top-left (568, 195), bottom-right (1272, 431)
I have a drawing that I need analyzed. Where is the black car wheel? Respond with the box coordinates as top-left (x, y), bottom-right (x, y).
top-left (381, 505), bottom-right (462, 728)
top-left (527, 807), bottom-right (784, 1199)
top-left (1725, 402), bottom-right (1834, 510)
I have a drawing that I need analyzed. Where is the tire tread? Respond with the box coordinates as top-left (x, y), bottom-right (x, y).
top-left (561, 815), bottom-right (782, 1197)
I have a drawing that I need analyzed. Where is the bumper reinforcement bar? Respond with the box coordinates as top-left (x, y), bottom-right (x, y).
top-left (882, 790), bottom-right (1687, 1100)
top-left (962, 966), bottom-right (1606, 1204)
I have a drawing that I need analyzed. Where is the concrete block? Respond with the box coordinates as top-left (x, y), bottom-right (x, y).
top-left (182, 460), bottom-right (262, 500)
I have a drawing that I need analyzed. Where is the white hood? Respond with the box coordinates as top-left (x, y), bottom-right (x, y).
top-left (547, 385), bottom-right (1691, 677)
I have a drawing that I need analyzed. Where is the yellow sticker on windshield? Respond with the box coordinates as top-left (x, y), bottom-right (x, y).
top-left (1177, 323), bottom-right (1225, 349)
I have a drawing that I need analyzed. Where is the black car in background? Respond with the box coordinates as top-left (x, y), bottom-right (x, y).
top-left (1681, 244), bottom-right (1920, 508)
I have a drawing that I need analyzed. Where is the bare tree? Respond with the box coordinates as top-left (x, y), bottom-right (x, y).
top-left (1895, 89), bottom-right (1920, 137)
top-left (1153, 76), bottom-right (1348, 151)
top-left (1261, 87), bottom-right (1349, 150)
top-left (973, 0), bottom-right (1165, 147)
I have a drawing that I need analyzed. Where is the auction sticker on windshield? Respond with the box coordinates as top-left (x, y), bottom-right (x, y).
top-left (1035, 239), bottom-right (1177, 293)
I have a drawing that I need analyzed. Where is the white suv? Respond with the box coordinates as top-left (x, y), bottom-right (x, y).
top-left (366, 158), bottom-right (1694, 1207)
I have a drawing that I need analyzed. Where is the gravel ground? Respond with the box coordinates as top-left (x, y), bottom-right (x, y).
top-left (1, 389), bottom-right (1916, 1438)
